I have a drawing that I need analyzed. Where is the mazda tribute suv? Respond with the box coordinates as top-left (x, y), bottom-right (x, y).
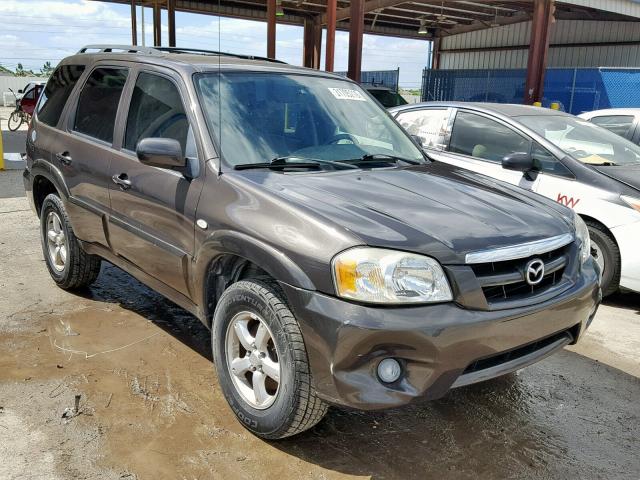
top-left (23, 45), bottom-right (601, 439)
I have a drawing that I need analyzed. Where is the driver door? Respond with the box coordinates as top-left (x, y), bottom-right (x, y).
top-left (107, 68), bottom-right (204, 297)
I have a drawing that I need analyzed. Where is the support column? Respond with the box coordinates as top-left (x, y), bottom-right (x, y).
top-left (153, 0), bottom-right (162, 47)
top-left (325, 0), bottom-right (336, 71)
top-left (167, 0), bottom-right (176, 47)
top-left (267, 0), bottom-right (276, 59)
top-left (303, 18), bottom-right (314, 68)
top-left (347, 0), bottom-right (364, 82)
top-left (431, 37), bottom-right (440, 69)
top-left (524, 0), bottom-right (554, 104)
top-left (130, 0), bottom-right (137, 46)
top-left (313, 17), bottom-right (322, 69)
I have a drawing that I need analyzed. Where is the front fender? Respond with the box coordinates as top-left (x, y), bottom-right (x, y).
top-left (193, 229), bottom-right (317, 317)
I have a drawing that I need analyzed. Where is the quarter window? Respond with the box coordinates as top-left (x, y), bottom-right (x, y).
top-left (74, 68), bottom-right (128, 143)
top-left (589, 115), bottom-right (634, 137)
top-left (125, 72), bottom-right (192, 156)
top-left (531, 142), bottom-right (572, 177)
top-left (396, 109), bottom-right (449, 150)
top-left (37, 65), bottom-right (85, 127)
top-left (449, 111), bottom-right (530, 162)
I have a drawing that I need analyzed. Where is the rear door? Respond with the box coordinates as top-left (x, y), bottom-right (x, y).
top-left (47, 64), bottom-right (129, 246)
top-left (107, 68), bottom-right (204, 296)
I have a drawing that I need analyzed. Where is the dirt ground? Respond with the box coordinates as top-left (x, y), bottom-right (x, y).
top-left (1, 169), bottom-right (639, 480)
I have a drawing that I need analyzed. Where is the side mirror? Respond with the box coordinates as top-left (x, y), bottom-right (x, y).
top-left (502, 152), bottom-right (538, 180)
top-left (136, 137), bottom-right (185, 170)
top-left (18, 89), bottom-right (23, 94)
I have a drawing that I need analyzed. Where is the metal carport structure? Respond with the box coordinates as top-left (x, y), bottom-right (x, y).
top-left (102, 0), bottom-right (640, 103)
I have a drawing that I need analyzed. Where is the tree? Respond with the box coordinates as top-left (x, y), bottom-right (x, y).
top-left (40, 61), bottom-right (54, 77)
top-left (15, 63), bottom-right (27, 77)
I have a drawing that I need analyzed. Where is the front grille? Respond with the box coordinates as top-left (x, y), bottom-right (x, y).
top-left (462, 327), bottom-right (576, 375)
top-left (471, 245), bottom-right (569, 305)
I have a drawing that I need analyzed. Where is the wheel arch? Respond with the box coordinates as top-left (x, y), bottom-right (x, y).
top-left (30, 159), bottom-right (70, 216)
top-left (195, 230), bottom-right (316, 327)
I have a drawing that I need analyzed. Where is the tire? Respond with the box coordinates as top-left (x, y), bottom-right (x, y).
top-left (211, 279), bottom-right (327, 439)
top-left (8, 111), bottom-right (23, 131)
top-left (40, 194), bottom-right (102, 290)
top-left (586, 220), bottom-right (620, 297)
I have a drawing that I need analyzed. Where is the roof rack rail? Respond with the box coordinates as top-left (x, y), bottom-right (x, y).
top-left (76, 45), bottom-right (287, 64)
top-left (77, 45), bottom-right (163, 55)
top-left (155, 47), bottom-right (287, 64)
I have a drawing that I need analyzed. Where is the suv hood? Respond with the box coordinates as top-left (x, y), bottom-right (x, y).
top-left (592, 165), bottom-right (640, 193)
top-left (242, 162), bottom-right (573, 264)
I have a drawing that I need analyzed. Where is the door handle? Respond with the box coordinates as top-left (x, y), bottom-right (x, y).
top-left (55, 152), bottom-right (72, 166)
top-left (112, 173), bottom-right (132, 190)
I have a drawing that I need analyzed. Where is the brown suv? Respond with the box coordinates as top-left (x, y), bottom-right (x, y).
top-left (24, 45), bottom-right (600, 439)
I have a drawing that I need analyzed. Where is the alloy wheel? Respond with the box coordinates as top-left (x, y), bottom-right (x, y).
top-left (225, 311), bottom-right (281, 409)
top-left (46, 211), bottom-right (67, 272)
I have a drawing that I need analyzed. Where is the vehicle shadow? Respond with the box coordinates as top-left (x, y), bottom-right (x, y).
top-left (77, 262), bottom-right (212, 361)
top-left (603, 289), bottom-right (640, 313)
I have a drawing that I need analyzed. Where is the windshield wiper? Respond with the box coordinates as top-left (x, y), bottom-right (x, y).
top-left (234, 156), bottom-right (358, 171)
top-left (347, 153), bottom-right (423, 166)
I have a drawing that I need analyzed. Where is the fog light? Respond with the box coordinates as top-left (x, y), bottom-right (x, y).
top-left (377, 358), bottom-right (402, 383)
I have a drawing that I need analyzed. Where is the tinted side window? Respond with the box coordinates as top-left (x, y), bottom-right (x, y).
top-left (37, 65), bottom-right (85, 127)
top-left (396, 109), bottom-right (449, 150)
top-left (74, 68), bottom-right (128, 143)
top-left (125, 72), bottom-right (190, 155)
top-left (449, 111), bottom-right (530, 162)
top-left (590, 115), bottom-right (634, 137)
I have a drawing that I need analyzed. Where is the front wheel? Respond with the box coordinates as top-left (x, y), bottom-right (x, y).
top-left (586, 221), bottom-right (620, 297)
top-left (8, 111), bottom-right (23, 131)
top-left (212, 279), bottom-right (327, 439)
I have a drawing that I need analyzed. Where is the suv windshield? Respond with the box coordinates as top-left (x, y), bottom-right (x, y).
top-left (196, 72), bottom-right (424, 168)
top-left (517, 114), bottom-right (640, 166)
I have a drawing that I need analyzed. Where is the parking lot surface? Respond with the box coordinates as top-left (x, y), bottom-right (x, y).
top-left (0, 169), bottom-right (639, 479)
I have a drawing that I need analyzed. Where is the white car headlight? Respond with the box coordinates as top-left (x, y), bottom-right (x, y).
top-left (573, 211), bottom-right (591, 264)
top-left (332, 247), bottom-right (453, 304)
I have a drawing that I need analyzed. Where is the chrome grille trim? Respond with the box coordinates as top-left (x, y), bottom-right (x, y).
top-left (465, 233), bottom-right (574, 264)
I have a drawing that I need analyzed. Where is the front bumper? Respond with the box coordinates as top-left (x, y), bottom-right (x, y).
top-left (282, 260), bottom-right (600, 410)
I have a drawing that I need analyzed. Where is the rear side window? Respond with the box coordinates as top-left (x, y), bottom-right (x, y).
top-left (74, 68), bottom-right (128, 143)
top-left (396, 109), bottom-right (449, 150)
top-left (37, 65), bottom-right (85, 127)
top-left (124, 72), bottom-right (191, 155)
top-left (449, 111), bottom-right (530, 162)
top-left (589, 115), bottom-right (634, 137)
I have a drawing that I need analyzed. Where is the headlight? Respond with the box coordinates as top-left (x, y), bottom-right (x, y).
top-left (573, 211), bottom-right (590, 264)
top-left (332, 247), bottom-right (453, 304)
top-left (621, 195), bottom-right (640, 213)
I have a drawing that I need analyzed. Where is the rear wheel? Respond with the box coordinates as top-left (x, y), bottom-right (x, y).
top-left (586, 221), bottom-right (620, 297)
top-left (40, 194), bottom-right (102, 289)
top-left (212, 279), bottom-right (327, 439)
top-left (8, 111), bottom-right (23, 131)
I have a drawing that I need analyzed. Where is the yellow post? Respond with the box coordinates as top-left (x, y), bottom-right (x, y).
top-left (532, 101), bottom-right (542, 107)
top-left (0, 128), bottom-right (4, 171)
top-left (550, 102), bottom-right (561, 110)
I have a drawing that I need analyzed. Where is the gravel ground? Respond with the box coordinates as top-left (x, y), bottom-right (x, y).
top-left (0, 170), bottom-right (639, 479)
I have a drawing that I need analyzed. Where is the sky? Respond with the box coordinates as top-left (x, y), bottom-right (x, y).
top-left (0, 0), bottom-right (431, 88)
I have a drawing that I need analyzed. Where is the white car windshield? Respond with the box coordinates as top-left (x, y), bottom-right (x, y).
top-left (196, 72), bottom-right (425, 168)
top-left (517, 114), bottom-right (640, 166)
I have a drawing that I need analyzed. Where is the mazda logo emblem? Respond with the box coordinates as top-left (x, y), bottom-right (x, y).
top-left (525, 258), bottom-right (545, 286)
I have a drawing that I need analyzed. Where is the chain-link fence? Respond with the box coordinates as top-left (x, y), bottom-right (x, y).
top-left (335, 69), bottom-right (400, 92)
top-left (421, 68), bottom-right (640, 114)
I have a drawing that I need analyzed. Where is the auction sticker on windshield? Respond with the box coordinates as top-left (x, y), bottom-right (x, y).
top-left (329, 88), bottom-right (367, 101)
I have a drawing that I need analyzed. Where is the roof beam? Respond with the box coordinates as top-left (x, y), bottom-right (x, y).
top-left (321, 0), bottom-right (408, 25)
